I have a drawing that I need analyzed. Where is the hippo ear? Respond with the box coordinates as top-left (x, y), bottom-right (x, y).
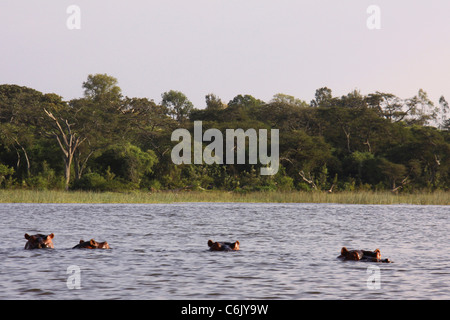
top-left (374, 249), bottom-right (381, 258)
top-left (25, 233), bottom-right (30, 240)
top-left (79, 240), bottom-right (84, 244)
top-left (47, 233), bottom-right (55, 240)
top-left (89, 239), bottom-right (96, 246)
top-left (207, 240), bottom-right (214, 247)
top-left (101, 241), bottom-right (110, 249)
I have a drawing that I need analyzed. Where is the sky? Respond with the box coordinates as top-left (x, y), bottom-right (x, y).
top-left (1, 0), bottom-right (449, 108)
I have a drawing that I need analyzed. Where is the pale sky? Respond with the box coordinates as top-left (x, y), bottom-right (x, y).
top-left (1, 0), bottom-right (449, 108)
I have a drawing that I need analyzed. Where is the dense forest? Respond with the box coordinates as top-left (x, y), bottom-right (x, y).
top-left (1, 74), bottom-right (449, 193)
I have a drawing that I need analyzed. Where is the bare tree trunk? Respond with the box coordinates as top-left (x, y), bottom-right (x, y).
top-left (15, 139), bottom-right (30, 177)
top-left (64, 156), bottom-right (72, 191)
top-left (14, 147), bottom-right (21, 172)
top-left (44, 109), bottom-right (85, 191)
top-left (342, 128), bottom-right (351, 153)
top-left (363, 138), bottom-right (372, 153)
top-left (74, 149), bottom-right (94, 180)
top-left (299, 170), bottom-right (318, 191)
top-left (328, 184), bottom-right (335, 193)
top-left (391, 177), bottom-right (409, 193)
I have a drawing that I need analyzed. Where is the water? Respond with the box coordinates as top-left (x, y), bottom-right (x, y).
top-left (0, 203), bottom-right (448, 300)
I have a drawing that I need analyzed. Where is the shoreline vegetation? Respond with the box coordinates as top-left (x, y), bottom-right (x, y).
top-left (0, 190), bottom-right (448, 205)
top-left (1, 76), bottom-right (450, 197)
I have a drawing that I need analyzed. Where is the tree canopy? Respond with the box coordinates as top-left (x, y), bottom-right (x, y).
top-left (0, 76), bottom-right (449, 192)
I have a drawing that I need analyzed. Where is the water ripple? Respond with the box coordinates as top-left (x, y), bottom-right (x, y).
top-left (0, 203), bottom-right (448, 299)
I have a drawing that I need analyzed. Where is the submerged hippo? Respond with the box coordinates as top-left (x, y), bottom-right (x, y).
top-left (208, 240), bottom-right (240, 251)
top-left (24, 233), bottom-right (55, 249)
top-left (72, 239), bottom-right (111, 249)
top-left (338, 247), bottom-right (391, 263)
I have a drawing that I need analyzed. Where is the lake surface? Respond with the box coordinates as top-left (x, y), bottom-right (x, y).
top-left (0, 203), bottom-right (448, 300)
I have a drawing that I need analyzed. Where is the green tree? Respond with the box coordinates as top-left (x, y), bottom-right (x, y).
top-left (0, 85), bottom-right (66, 181)
top-left (95, 143), bottom-right (158, 187)
top-left (378, 158), bottom-right (408, 192)
top-left (271, 93), bottom-right (307, 108)
top-left (205, 93), bottom-right (226, 110)
top-left (0, 163), bottom-right (14, 188)
top-left (404, 89), bottom-right (437, 126)
top-left (366, 92), bottom-right (406, 122)
top-left (161, 90), bottom-right (193, 123)
top-left (310, 87), bottom-right (333, 107)
top-left (82, 73), bottom-right (122, 103)
top-left (228, 94), bottom-right (264, 109)
top-left (279, 129), bottom-right (332, 190)
top-left (43, 74), bottom-right (125, 190)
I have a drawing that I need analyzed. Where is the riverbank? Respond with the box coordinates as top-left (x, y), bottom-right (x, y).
top-left (0, 190), bottom-right (448, 205)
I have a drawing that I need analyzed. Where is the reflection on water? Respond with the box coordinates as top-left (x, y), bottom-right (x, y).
top-left (0, 203), bottom-right (448, 299)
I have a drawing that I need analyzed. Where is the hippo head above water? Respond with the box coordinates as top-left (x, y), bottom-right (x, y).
top-left (338, 247), bottom-right (391, 263)
top-left (72, 239), bottom-right (111, 249)
top-left (208, 240), bottom-right (240, 251)
top-left (24, 233), bottom-right (55, 249)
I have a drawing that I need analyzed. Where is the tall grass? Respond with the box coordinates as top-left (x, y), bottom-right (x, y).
top-left (0, 190), bottom-right (448, 205)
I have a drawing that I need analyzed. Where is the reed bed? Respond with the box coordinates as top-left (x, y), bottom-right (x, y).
top-left (0, 190), bottom-right (448, 205)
